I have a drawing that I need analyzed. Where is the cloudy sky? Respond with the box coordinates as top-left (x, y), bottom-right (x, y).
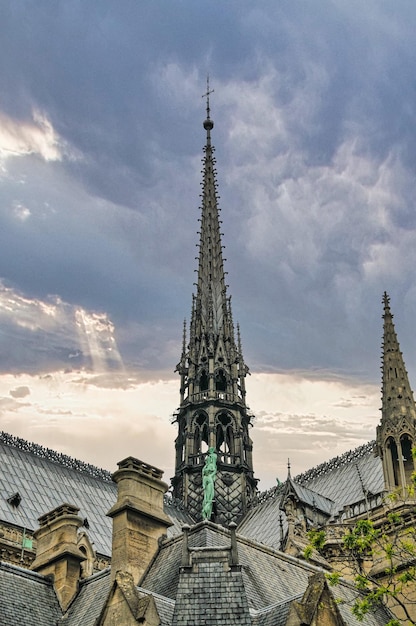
top-left (1, 1), bottom-right (416, 489)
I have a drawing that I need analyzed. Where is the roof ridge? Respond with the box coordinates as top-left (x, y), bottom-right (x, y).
top-left (295, 440), bottom-right (376, 484)
top-left (158, 519), bottom-right (231, 551)
top-left (0, 560), bottom-right (53, 585)
top-left (293, 480), bottom-right (334, 504)
top-left (136, 586), bottom-right (176, 605)
top-left (235, 531), bottom-right (330, 574)
top-left (251, 441), bottom-right (376, 507)
top-left (78, 567), bottom-right (111, 587)
top-left (0, 430), bottom-right (113, 482)
top-left (249, 593), bottom-right (302, 616)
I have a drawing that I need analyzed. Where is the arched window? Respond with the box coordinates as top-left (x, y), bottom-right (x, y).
top-left (199, 369), bottom-right (208, 392)
top-left (193, 413), bottom-right (209, 455)
top-left (77, 534), bottom-right (95, 578)
top-left (400, 433), bottom-right (414, 484)
top-left (215, 413), bottom-right (234, 462)
top-left (175, 420), bottom-right (186, 467)
top-left (386, 437), bottom-right (400, 487)
top-left (242, 432), bottom-right (249, 463)
top-left (215, 369), bottom-right (227, 392)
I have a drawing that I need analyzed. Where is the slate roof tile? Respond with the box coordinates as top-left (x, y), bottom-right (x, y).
top-left (0, 433), bottom-right (192, 557)
top-left (239, 443), bottom-right (385, 549)
top-left (60, 569), bottom-right (111, 626)
top-left (0, 561), bottom-right (61, 626)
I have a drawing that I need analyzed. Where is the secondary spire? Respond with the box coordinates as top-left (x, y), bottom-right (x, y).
top-left (376, 292), bottom-right (416, 490)
top-left (380, 292), bottom-right (416, 421)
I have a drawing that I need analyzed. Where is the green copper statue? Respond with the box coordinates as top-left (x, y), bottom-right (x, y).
top-left (202, 447), bottom-right (217, 520)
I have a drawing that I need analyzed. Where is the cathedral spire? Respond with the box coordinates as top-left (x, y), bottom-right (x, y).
top-left (377, 292), bottom-right (416, 491)
top-left (172, 88), bottom-right (256, 524)
top-left (381, 292), bottom-right (416, 421)
top-left (196, 77), bottom-right (228, 337)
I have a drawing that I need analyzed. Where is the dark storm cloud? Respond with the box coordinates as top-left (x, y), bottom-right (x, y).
top-left (1, 1), bottom-right (416, 379)
top-left (4, 1), bottom-right (415, 193)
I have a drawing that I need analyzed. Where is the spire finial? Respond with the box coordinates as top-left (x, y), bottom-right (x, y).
top-left (202, 75), bottom-right (214, 118)
top-left (383, 291), bottom-right (392, 316)
top-left (287, 458), bottom-right (291, 478)
top-left (202, 76), bottom-right (214, 135)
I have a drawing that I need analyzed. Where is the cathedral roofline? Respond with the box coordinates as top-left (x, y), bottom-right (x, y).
top-left (0, 430), bottom-right (113, 482)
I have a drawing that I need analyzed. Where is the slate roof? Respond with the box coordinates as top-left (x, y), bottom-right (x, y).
top-left (250, 596), bottom-right (301, 626)
top-left (60, 569), bottom-right (111, 626)
top-left (139, 588), bottom-right (175, 626)
top-left (143, 523), bottom-right (314, 620)
top-left (239, 441), bottom-right (385, 549)
top-left (286, 478), bottom-right (334, 516)
top-left (0, 520), bottom-right (394, 626)
top-left (0, 561), bottom-right (61, 625)
top-left (331, 581), bottom-right (394, 626)
top-left (142, 522), bottom-right (392, 626)
top-left (172, 551), bottom-right (251, 626)
top-left (0, 434), bottom-right (396, 625)
top-left (248, 577), bottom-right (393, 626)
top-left (0, 432), bottom-right (192, 556)
top-left (297, 441), bottom-right (384, 513)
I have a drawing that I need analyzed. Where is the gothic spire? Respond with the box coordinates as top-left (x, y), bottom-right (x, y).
top-left (196, 78), bottom-right (229, 336)
top-left (377, 292), bottom-right (416, 490)
top-left (381, 292), bottom-right (416, 422)
top-left (172, 87), bottom-right (257, 524)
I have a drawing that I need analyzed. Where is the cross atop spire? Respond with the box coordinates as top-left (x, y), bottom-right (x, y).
top-left (202, 75), bottom-right (214, 120)
top-left (202, 76), bottom-right (214, 143)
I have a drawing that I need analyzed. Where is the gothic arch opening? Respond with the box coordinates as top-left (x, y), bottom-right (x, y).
top-left (386, 437), bottom-right (400, 487)
top-left (199, 369), bottom-right (208, 392)
top-left (193, 412), bottom-right (209, 457)
top-left (215, 369), bottom-right (227, 392)
top-left (77, 533), bottom-right (95, 578)
top-left (242, 432), bottom-right (249, 464)
top-left (215, 412), bottom-right (234, 463)
top-left (175, 436), bottom-right (183, 467)
top-left (175, 420), bottom-right (186, 467)
top-left (400, 433), bottom-right (414, 484)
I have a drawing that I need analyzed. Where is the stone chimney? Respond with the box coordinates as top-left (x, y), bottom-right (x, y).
top-left (107, 456), bottom-right (172, 584)
top-left (30, 503), bottom-right (86, 610)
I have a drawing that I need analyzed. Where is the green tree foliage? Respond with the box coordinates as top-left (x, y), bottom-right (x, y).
top-left (305, 473), bottom-right (416, 625)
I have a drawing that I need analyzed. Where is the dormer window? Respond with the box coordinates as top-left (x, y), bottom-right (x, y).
top-left (7, 492), bottom-right (21, 508)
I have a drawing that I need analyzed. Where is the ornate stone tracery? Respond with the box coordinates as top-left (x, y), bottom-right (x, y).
top-left (172, 98), bottom-right (257, 524)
